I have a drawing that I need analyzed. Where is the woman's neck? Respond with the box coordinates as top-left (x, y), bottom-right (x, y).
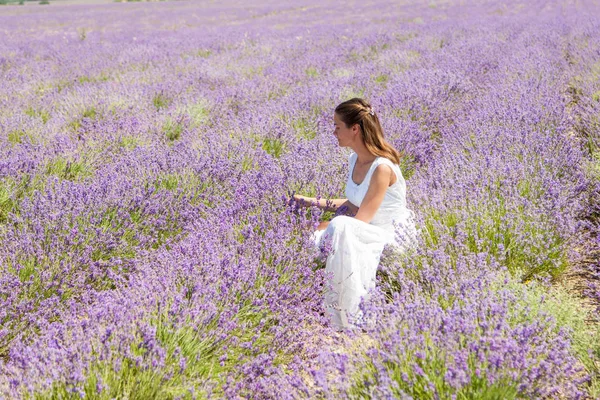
top-left (352, 143), bottom-right (377, 165)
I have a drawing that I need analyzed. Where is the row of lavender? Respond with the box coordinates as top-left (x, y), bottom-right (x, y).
top-left (1, 0), bottom-right (599, 398)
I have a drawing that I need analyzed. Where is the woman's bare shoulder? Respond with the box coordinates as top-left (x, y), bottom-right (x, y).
top-left (373, 163), bottom-right (396, 185)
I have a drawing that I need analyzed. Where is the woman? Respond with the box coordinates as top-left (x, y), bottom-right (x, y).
top-left (293, 98), bottom-right (417, 331)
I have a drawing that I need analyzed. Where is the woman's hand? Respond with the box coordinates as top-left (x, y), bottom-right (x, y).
top-left (293, 194), bottom-right (309, 204)
top-left (290, 193), bottom-right (313, 207)
top-left (335, 201), bottom-right (359, 217)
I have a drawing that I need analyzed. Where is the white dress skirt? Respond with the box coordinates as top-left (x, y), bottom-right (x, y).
top-left (313, 153), bottom-right (417, 330)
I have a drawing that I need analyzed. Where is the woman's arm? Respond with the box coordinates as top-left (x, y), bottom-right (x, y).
top-left (293, 195), bottom-right (355, 213)
top-left (293, 164), bottom-right (391, 223)
top-left (353, 164), bottom-right (392, 224)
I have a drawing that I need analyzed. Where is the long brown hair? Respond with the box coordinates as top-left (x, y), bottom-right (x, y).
top-left (334, 98), bottom-right (401, 165)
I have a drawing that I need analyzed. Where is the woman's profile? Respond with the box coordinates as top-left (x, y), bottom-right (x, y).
top-left (293, 97), bottom-right (417, 331)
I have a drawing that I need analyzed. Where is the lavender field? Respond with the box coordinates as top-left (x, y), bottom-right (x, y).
top-left (1, 0), bottom-right (600, 398)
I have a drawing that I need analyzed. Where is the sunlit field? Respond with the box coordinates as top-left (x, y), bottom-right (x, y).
top-left (1, 0), bottom-right (600, 398)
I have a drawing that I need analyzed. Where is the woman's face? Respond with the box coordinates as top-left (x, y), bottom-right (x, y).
top-left (333, 113), bottom-right (357, 147)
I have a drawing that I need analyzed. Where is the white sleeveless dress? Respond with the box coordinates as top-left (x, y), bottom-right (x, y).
top-left (313, 152), bottom-right (417, 330)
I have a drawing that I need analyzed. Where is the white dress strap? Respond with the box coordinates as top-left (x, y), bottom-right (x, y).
top-left (373, 157), bottom-right (400, 181)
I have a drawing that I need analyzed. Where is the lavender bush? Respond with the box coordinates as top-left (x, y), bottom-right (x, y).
top-left (1, 0), bottom-right (600, 398)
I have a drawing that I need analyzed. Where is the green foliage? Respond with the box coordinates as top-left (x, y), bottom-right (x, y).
top-left (374, 74), bottom-right (389, 85)
top-left (305, 67), bottom-right (318, 77)
top-left (398, 153), bottom-right (416, 180)
top-left (504, 278), bottom-right (600, 398)
top-left (44, 156), bottom-right (93, 181)
top-left (186, 100), bottom-right (210, 127)
top-left (243, 65), bottom-right (264, 78)
top-left (347, 43), bottom-right (391, 63)
top-left (25, 107), bottom-right (50, 124)
top-left (153, 93), bottom-right (172, 111)
top-left (54, 79), bottom-right (73, 93)
top-left (41, 317), bottom-right (220, 399)
top-left (262, 138), bottom-right (285, 158)
top-left (0, 179), bottom-right (19, 223)
top-left (155, 173), bottom-right (180, 191)
top-left (150, 170), bottom-right (217, 209)
top-left (392, 104), bottom-right (431, 138)
top-left (82, 107), bottom-right (97, 119)
top-left (0, 174), bottom-right (44, 223)
top-left (119, 136), bottom-right (141, 150)
top-left (0, 162), bottom-right (197, 358)
top-left (7, 130), bottom-right (26, 145)
top-left (340, 86), bottom-right (365, 102)
top-left (195, 49), bottom-right (212, 58)
top-left (0, 183), bottom-right (13, 223)
top-left (35, 297), bottom-right (291, 398)
top-left (348, 329), bottom-right (520, 399)
top-left (0, 0), bottom-right (42, 3)
top-left (241, 154), bottom-right (256, 172)
top-left (89, 312), bottom-right (217, 399)
top-left (39, 0), bottom-right (49, 4)
top-left (431, 37), bottom-right (446, 49)
top-left (68, 120), bottom-right (82, 132)
top-left (78, 73), bottom-right (110, 84)
top-left (0, 188), bottom-right (185, 355)
top-left (347, 273), bottom-right (593, 399)
top-left (163, 118), bottom-right (183, 142)
top-left (421, 198), bottom-right (568, 280)
top-left (0, 196), bottom-right (170, 355)
top-left (67, 107), bottom-right (98, 133)
top-left (291, 117), bottom-right (317, 140)
top-left (77, 27), bottom-right (87, 41)
top-left (31, 245), bottom-right (299, 397)
top-left (585, 151), bottom-right (600, 185)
